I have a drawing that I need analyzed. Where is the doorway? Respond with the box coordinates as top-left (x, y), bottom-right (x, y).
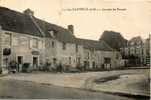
top-left (17, 56), bottom-right (23, 72)
top-left (33, 57), bottom-right (38, 70)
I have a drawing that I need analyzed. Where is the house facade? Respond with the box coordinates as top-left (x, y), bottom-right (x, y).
top-left (1, 28), bottom-right (45, 71)
top-left (76, 39), bottom-right (122, 70)
top-left (0, 7), bottom-right (122, 73)
top-left (120, 36), bottom-right (150, 66)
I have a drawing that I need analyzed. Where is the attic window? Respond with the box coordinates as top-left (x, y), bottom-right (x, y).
top-left (49, 30), bottom-right (55, 38)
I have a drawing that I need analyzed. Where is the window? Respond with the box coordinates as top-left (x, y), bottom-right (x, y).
top-left (76, 44), bottom-right (78, 52)
top-left (49, 30), bottom-right (55, 38)
top-left (17, 56), bottom-right (23, 64)
top-left (12, 36), bottom-right (19, 46)
top-left (32, 38), bottom-right (38, 48)
top-left (87, 61), bottom-right (90, 67)
top-left (4, 33), bottom-right (11, 46)
top-left (77, 57), bottom-right (80, 64)
top-left (116, 54), bottom-right (119, 59)
top-left (52, 41), bottom-right (55, 48)
top-left (92, 61), bottom-right (95, 68)
top-left (53, 58), bottom-right (57, 64)
top-left (62, 42), bottom-right (66, 50)
top-left (104, 58), bottom-right (111, 64)
top-left (38, 40), bottom-right (43, 49)
top-left (69, 57), bottom-right (71, 64)
top-left (87, 52), bottom-right (89, 59)
top-left (19, 36), bottom-right (28, 45)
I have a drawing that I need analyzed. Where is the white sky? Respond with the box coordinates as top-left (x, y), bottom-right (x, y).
top-left (0, 0), bottom-right (151, 40)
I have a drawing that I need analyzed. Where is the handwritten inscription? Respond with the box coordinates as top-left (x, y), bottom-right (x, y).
top-left (62, 8), bottom-right (127, 12)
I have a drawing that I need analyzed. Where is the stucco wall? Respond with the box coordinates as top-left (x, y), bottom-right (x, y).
top-left (83, 49), bottom-right (122, 70)
top-left (1, 29), bottom-right (122, 71)
top-left (56, 41), bottom-right (77, 67)
top-left (2, 30), bottom-right (45, 69)
top-left (44, 38), bottom-right (57, 64)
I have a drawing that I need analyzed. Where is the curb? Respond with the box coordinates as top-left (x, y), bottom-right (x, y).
top-left (0, 73), bottom-right (8, 77)
top-left (100, 90), bottom-right (150, 99)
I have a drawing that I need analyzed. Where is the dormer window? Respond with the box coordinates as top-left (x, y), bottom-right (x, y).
top-left (49, 30), bottom-right (55, 38)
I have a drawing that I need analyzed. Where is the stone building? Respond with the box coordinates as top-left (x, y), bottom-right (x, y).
top-left (0, 7), bottom-right (46, 72)
top-left (76, 38), bottom-right (122, 70)
top-left (144, 36), bottom-right (150, 66)
top-left (0, 7), bottom-right (122, 73)
top-left (120, 36), bottom-right (150, 66)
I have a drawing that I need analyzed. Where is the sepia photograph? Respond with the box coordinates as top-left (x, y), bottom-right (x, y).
top-left (0, 0), bottom-right (150, 99)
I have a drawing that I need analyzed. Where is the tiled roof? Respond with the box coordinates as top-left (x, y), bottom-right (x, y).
top-left (0, 7), bottom-right (42, 37)
top-left (0, 7), bottom-right (76, 43)
top-left (34, 18), bottom-right (76, 43)
top-left (76, 38), bottom-right (114, 51)
top-left (129, 36), bottom-right (142, 43)
top-left (0, 6), bottom-right (114, 51)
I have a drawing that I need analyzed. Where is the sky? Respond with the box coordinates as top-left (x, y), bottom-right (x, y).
top-left (0, 0), bottom-right (151, 40)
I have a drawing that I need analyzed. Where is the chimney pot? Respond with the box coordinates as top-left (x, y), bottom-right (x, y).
top-left (68, 25), bottom-right (74, 34)
top-left (24, 8), bottom-right (34, 16)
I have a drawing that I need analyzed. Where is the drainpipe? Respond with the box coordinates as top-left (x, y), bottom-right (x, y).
top-left (0, 25), bottom-right (3, 73)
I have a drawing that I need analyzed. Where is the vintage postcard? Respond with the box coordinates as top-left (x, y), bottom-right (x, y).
top-left (0, 0), bottom-right (150, 99)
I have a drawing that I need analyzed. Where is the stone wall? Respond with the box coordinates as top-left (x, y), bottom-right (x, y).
top-left (83, 48), bottom-right (122, 70)
top-left (0, 29), bottom-right (122, 72)
top-left (2, 30), bottom-right (45, 70)
top-left (56, 41), bottom-right (77, 67)
top-left (44, 38), bottom-right (57, 66)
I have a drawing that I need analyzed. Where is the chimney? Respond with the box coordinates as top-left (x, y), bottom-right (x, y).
top-left (24, 8), bottom-right (34, 16)
top-left (68, 25), bottom-right (74, 34)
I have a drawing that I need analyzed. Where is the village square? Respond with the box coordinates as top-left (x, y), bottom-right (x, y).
top-left (0, 5), bottom-right (150, 100)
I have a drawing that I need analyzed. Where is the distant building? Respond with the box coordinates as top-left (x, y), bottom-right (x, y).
top-left (99, 30), bottom-right (127, 51)
top-left (120, 36), bottom-right (150, 66)
top-left (0, 7), bottom-right (122, 73)
top-left (144, 36), bottom-right (150, 66)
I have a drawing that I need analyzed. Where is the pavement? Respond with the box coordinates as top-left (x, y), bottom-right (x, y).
top-left (93, 73), bottom-right (150, 96)
top-left (0, 68), bottom-right (150, 99)
top-left (0, 79), bottom-right (137, 99)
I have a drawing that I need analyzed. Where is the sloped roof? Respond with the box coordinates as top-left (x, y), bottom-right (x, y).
top-left (100, 30), bottom-right (127, 50)
top-left (76, 38), bottom-right (114, 51)
top-left (0, 7), bottom-right (76, 43)
top-left (129, 36), bottom-right (143, 43)
top-left (0, 7), bottom-right (42, 37)
top-left (34, 18), bottom-right (76, 43)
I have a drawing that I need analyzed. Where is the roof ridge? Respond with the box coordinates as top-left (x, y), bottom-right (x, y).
top-left (100, 40), bottom-right (114, 51)
top-left (29, 16), bottom-right (45, 37)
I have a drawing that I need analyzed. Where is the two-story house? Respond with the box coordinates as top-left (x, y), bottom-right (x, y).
top-left (0, 7), bottom-right (123, 73)
top-left (120, 36), bottom-right (150, 66)
top-left (76, 38), bottom-right (122, 70)
top-left (0, 7), bottom-right (46, 72)
top-left (0, 7), bottom-right (85, 72)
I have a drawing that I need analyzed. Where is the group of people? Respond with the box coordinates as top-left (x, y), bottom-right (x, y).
top-left (8, 61), bottom-right (18, 73)
top-left (42, 62), bottom-right (64, 73)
